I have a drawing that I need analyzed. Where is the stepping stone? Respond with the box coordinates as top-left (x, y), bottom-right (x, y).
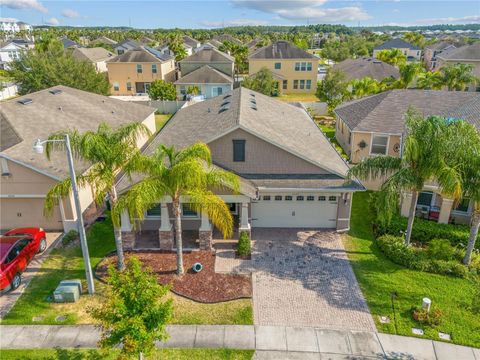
top-left (439, 332), bottom-right (451, 341)
top-left (412, 328), bottom-right (424, 335)
top-left (32, 316), bottom-right (44, 322)
top-left (379, 315), bottom-right (390, 324)
top-left (55, 315), bottom-right (68, 322)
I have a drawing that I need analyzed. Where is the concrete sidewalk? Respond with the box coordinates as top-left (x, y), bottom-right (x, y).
top-left (1, 325), bottom-right (479, 359)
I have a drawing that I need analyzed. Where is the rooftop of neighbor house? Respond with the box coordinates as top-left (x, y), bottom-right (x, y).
top-left (174, 65), bottom-right (233, 85)
top-left (107, 46), bottom-right (174, 63)
top-left (205, 39), bottom-right (223, 48)
top-left (61, 36), bottom-right (82, 49)
top-left (333, 57), bottom-right (400, 82)
top-left (72, 47), bottom-right (114, 63)
top-left (436, 42), bottom-right (480, 61)
top-left (334, 90), bottom-right (480, 134)
top-left (249, 41), bottom-right (317, 60)
top-left (183, 35), bottom-right (200, 48)
top-left (93, 36), bottom-right (117, 45)
top-left (374, 38), bottom-right (421, 51)
top-left (212, 34), bottom-right (242, 45)
top-left (0, 85), bottom-right (156, 178)
top-left (116, 38), bottom-right (141, 48)
top-left (424, 41), bottom-right (456, 51)
top-left (180, 46), bottom-right (234, 63)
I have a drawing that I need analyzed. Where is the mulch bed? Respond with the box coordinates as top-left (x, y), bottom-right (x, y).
top-left (96, 250), bottom-right (252, 303)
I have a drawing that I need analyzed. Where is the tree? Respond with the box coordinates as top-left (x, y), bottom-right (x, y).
top-left (349, 76), bottom-right (383, 98)
top-left (316, 68), bottom-right (348, 114)
top-left (7, 42), bottom-right (110, 95)
top-left (242, 67), bottom-right (278, 96)
top-left (403, 32), bottom-right (426, 48)
top-left (89, 257), bottom-right (173, 360)
top-left (167, 33), bottom-right (187, 62)
top-left (440, 63), bottom-right (477, 91)
top-left (417, 71), bottom-right (444, 90)
top-left (186, 85), bottom-right (200, 96)
top-left (376, 49), bottom-right (407, 66)
top-left (397, 62), bottom-right (424, 88)
top-left (113, 143), bottom-right (239, 275)
top-left (348, 110), bottom-right (462, 246)
top-left (44, 123), bottom-right (151, 270)
top-left (148, 80), bottom-right (177, 100)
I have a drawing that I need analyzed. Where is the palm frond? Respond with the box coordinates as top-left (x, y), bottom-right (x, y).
top-left (206, 168), bottom-right (240, 194)
top-left (176, 143), bottom-right (212, 165)
top-left (348, 156), bottom-right (402, 181)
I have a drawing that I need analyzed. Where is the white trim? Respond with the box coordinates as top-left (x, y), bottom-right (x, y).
top-left (0, 154), bottom-right (61, 181)
top-left (0, 194), bottom-right (46, 198)
top-left (257, 188), bottom-right (345, 193)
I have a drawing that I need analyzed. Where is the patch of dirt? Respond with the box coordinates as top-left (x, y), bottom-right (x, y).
top-left (96, 251), bottom-right (252, 303)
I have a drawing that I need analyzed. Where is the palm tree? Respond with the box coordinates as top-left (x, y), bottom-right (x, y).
top-left (397, 62), bottom-right (424, 89)
top-left (349, 77), bottom-right (382, 98)
top-left (417, 71), bottom-right (444, 90)
top-left (113, 143), bottom-right (239, 275)
top-left (348, 109), bottom-right (461, 246)
top-left (44, 123), bottom-right (151, 270)
top-left (376, 48), bottom-right (407, 67)
top-left (167, 33), bottom-right (187, 62)
top-left (441, 63), bottom-right (477, 91)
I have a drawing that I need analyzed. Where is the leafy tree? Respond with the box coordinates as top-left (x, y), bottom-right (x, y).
top-left (167, 33), bottom-right (187, 62)
top-left (349, 76), bottom-right (383, 98)
top-left (316, 68), bottom-right (348, 114)
top-left (113, 143), bottom-right (239, 275)
top-left (7, 43), bottom-right (110, 95)
top-left (376, 48), bottom-right (407, 66)
top-left (397, 62), bottom-right (424, 88)
top-left (44, 123), bottom-right (151, 271)
top-left (148, 80), bottom-right (177, 100)
top-left (440, 63), bottom-right (477, 91)
top-left (219, 41), bottom-right (249, 79)
top-left (242, 67), bottom-right (278, 96)
top-left (89, 257), bottom-right (173, 360)
top-left (186, 85), bottom-right (200, 96)
top-left (403, 32), bottom-right (426, 48)
top-left (417, 71), bottom-right (444, 90)
top-left (348, 110), bottom-right (462, 246)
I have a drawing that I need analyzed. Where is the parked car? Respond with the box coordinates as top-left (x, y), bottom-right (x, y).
top-left (0, 228), bottom-right (47, 292)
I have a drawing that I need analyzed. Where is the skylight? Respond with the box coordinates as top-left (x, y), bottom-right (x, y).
top-left (18, 98), bottom-right (33, 105)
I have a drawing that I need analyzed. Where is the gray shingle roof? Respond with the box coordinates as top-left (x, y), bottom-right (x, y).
top-left (249, 41), bottom-right (317, 60)
top-left (0, 86), bottom-right (156, 178)
top-left (116, 39), bottom-right (141, 49)
top-left (333, 57), bottom-right (400, 82)
top-left (335, 90), bottom-right (480, 134)
top-left (93, 36), bottom-right (117, 45)
top-left (374, 38), bottom-right (421, 51)
top-left (206, 39), bottom-right (223, 48)
top-left (107, 46), bottom-right (173, 63)
top-left (180, 47), bottom-right (234, 63)
top-left (72, 47), bottom-right (114, 63)
top-left (61, 37), bottom-right (81, 49)
top-left (212, 34), bottom-right (242, 45)
top-left (174, 65), bottom-right (233, 85)
top-left (425, 41), bottom-right (455, 52)
top-left (0, 113), bottom-right (22, 152)
top-left (436, 42), bottom-right (480, 61)
top-left (183, 35), bottom-right (199, 48)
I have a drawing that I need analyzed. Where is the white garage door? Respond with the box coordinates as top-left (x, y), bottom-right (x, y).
top-left (251, 194), bottom-right (338, 228)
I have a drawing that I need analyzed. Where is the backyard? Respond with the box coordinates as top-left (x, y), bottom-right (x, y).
top-left (318, 123), bottom-right (348, 160)
top-left (344, 192), bottom-right (480, 348)
top-left (155, 113), bottom-right (172, 131)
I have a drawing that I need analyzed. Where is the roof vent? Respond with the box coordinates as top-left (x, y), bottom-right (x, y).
top-left (250, 99), bottom-right (256, 105)
top-left (373, 60), bottom-right (382, 64)
top-left (218, 107), bottom-right (229, 114)
top-left (58, 106), bottom-right (63, 111)
top-left (223, 94), bottom-right (232, 100)
top-left (18, 98), bottom-right (33, 105)
top-left (220, 101), bottom-right (230, 107)
top-left (250, 93), bottom-right (255, 97)
top-left (250, 104), bottom-right (257, 111)
top-left (49, 89), bottom-right (62, 95)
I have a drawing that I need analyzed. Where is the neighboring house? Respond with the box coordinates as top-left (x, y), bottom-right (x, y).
top-left (333, 57), bottom-right (400, 82)
top-left (246, 38), bottom-right (263, 53)
top-left (72, 47), bottom-right (114, 72)
top-left (106, 46), bottom-right (176, 95)
top-left (0, 85), bottom-right (156, 232)
top-left (373, 38), bottom-right (422, 61)
top-left (436, 42), bottom-right (480, 92)
top-left (212, 34), bottom-right (242, 45)
top-left (114, 39), bottom-right (141, 55)
top-left (424, 41), bottom-right (456, 70)
top-left (117, 87), bottom-right (361, 250)
top-left (198, 39), bottom-right (223, 51)
top-left (92, 36), bottom-right (117, 47)
top-left (183, 35), bottom-right (201, 51)
top-left (334, 90), bottom-right (480, 225)
top-left (174, 65), bottom-right (233, 99)
top-left (179, 46), bottom-right (235, 78)
top-left (61, 36), bottom-right (82, 49)
top-left (157, 42), bottom-right (193, 57)
top-left (0, 41), bottom-right (24, 70)
top-left (0, 82), bottom-right (18, 100)
top-left (0, 20), bottom-right (32, 33)
top-left (140, 37), bottom-right (156, 46)
top-left (248, 41), bottom-right (318, 94)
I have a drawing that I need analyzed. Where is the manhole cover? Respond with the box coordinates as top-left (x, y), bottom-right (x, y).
top-left (55, 315), bottom-right (67, 322)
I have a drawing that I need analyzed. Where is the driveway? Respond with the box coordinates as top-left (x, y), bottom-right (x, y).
top-left (251, 229), bottom-right (375, 331)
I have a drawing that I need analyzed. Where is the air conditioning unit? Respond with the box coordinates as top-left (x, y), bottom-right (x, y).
top-left (53, 284), bottom-right (80, 303)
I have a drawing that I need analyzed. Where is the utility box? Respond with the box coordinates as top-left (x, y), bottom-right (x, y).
top-left (53, 285), bottom-right (80, 303)
top-left (58, 279), bottom-right (82, 295)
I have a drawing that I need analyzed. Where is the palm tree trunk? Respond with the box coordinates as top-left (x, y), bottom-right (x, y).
top-left (109, 187), bottom-right (125, 271)
top-left (173, 198), bottom-right (184, 275)
top-left (405, 190), bottom-right (418, 246)
top-left (139, 352), bottom-right (144, 360)
top-left (463, 210), bottom-right (480, 265)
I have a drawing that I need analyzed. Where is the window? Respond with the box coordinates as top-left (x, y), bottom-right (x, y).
top-left (300, 62), bottom-right (306, 71)
top-left (274, 62), bottom-right (281, 70)
top-left (113, 82), bottom-right (119, 91)
top-left (146, 204), bottom-right (161, 217)
top-left (306, 80), bottom-right (311, 90)
top-left (417, 192), bottom-right (433, 207)
top-left (295, 62), bottom-right (300, 71)
top-left (293, 80), bottom-right (299, 89)
top-left (282, 80), bottom-right (287, 90)
top-left (180, 86), bottom-right (186, 95)
top-left (136, 64), bottom-right (143, 74)
top-left (318, 196), bottom-right (326, 201)
top-left (275, 195), bottom-right (282, 201)
top-left (151, 64), bottom-right (157, 74)
top-left (307, 62), bottom-right (312, 71)
top-left (307, 196), bottom-right (314, 201)
top-left (299, 80), bottom-right (305, 89)
top-left (328, 196), bottom-right (337, 202)
top-left (296, 196), bottom-right (304, 201)
top-left (454, 198), bottom-right (470, 213)
top-left (263, 195), bottom-right (271, 201)
top-left (126, 82), bottom-right (132, 91)
top-left (213, 87), bottom-right (223, 96)
top-left (228, 203), bottom-right (238, 214)
top-left (182, 204), bottom-right (197, 217)
top-left (233, 140), bottom-right (246, 162)
top-left (371, 135), bottom-right (389, 155)
top-left (285, 196), bottom-right (292, 201)
top-left (117, 49), bottom-right (124, 55)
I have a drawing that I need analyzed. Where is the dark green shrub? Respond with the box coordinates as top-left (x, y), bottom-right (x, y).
top-left (237, 231), bottom-right (251, 257)
top-left (412, 306), bottom-right (442, 326)
top-left (427, 238), bottom-right (455, 261)
top-left (62, 230), bottom-right (79, 246)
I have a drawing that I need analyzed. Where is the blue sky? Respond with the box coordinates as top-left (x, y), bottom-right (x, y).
top-left (1, 0), bottom-right (479, 28)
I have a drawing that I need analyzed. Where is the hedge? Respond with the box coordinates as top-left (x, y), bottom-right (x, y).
top-left (237, 231), bottom-right (251, 257)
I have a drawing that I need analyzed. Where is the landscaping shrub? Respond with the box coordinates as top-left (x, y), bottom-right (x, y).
top-left (237, 231), bottom-right (251, 257)
top-left (412, 306), bottom-right (443, 326)
top-left (427, 238), bottom-right (455, 261)
top-left (61, 230), bottom-right (79, 246)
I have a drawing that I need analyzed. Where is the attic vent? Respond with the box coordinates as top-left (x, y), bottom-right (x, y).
top-left (218, 107), bottom-right (229, 114)
top-left (250, 104), bottom-right (257, 111)
top-left (250, 93), bottom-right (255, 97)
top-left (223, 94), bottom-right (232, 100)
top-left (18, 98), bottom-right (33, 105)
top-left (49, 89), bottom-right (62, 95)
top-left (220, 101), bottom-right (231, 107)
top-left (250, 99), bottom-right (256, 105)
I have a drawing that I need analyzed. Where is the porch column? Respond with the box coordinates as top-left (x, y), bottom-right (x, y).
top-left (239, 202), bottom-right (251, 237)
top-left (120, 210), bottom-right (135, 250)
top-left (158, 203), bottom-right (173, 250)
top-left (199, 212), bottom-right (213, 250)
top-left (438, 198), bottom-right (454, 224)
top-left (401, 192), bottom-right (413, 218)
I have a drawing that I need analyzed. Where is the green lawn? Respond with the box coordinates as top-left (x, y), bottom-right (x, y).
top-left (0, 349), bottom-right (254, 360)
top-left (155, 114), bottom-right (172, 131)
top-left (344, 192), bottom-right (480, 348)
top-left (318, 124), bottom-right (349, 160)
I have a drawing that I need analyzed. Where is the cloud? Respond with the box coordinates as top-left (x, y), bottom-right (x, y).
top-left (231, 0), bottom-right (370, 23)
top-left (415, 15), bottom-right (480, 24)
top-left (61, 9), bottom-right (79, 18)
top-left (46, 17), bottom-right (59, 25)
top-left (200, 19), bottom-right (269, 27)
top-left (0, 0), bottom-right (47, 13)
top-left (0, 17), bottom-right (19, 22)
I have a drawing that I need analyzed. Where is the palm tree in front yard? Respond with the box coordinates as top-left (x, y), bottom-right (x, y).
top-left (113, 143), bottom-right (239, 275)
top-left (44, 122), bottom-right (151, 271)
top-left (348, 109), bottom-right (462, 246)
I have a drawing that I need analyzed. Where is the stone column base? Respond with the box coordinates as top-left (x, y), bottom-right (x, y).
top-left (199, 230), bottom-right (213, 250)
top-left (122, 231), bottom-right (136, 250)
top-left (159, 229), bottom-right (173, 250)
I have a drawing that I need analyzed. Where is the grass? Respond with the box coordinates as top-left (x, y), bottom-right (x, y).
top-left (1, 215), bottom-right (253, 326)
top-left (343, 192), bottom-right (480, 348)
top-left (276, 93), bottom-right (319, 102)
top-left (0, 349), bottom-right (254, 360)
top-left (318, 124), bottom-right (349, 160)
top-left (155, 114), bottom-right (172, 131)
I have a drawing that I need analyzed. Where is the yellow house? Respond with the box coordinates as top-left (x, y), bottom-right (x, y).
top-left (106, 46), bottom-right (176, 96)
top-left (248, 41), bottom-right (318, 94)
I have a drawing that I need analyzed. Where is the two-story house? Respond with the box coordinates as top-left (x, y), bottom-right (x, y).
top-left (179, 46), bottom-right (235, 78)
top-left (114, 39), bottom-right (141, 55)
top-left (72, 47), bottom-right (114, 73)
top-left (106, 47), bottom-right (176, 95)
top-left (373, 38), bottom-right (422, 61)
top-left (424, 41), bottom-right (456, 70)
top-left (248, 41), bottom-right (318, 94)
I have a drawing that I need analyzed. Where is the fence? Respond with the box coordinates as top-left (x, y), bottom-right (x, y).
top-left (147, 100), bottom-right (187, 114)
top-left (301, 101), bottom-right (328, 116)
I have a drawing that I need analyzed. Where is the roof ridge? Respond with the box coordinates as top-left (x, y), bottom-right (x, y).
top-left (236, 87), bottom-right (243, 126)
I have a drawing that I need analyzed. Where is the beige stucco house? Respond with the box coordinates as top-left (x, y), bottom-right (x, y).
top-left (248, 41), bottom-right (318, 94)
top-left (423, 41), bottom-right (456, 71)
top-left (106, 46), bottom-right (176, 95)
top-left (179, 46), bottom-right (235, 78)
top-left (71, 47), bottom-right (114, 73)
top-left (0, 85), bottom-right (156, 232)
top-left (373, 38), bottom-right (422, 61)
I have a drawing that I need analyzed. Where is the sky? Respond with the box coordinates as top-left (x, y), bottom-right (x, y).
top-left (0, 0), bottom-right (479, 29)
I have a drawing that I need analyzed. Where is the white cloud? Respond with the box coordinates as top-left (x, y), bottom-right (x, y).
top-left (231, 0), bottom-right (370, 23)
top-left (200, 19), bottom-right (269, 27)
top-left (0, 0), bottom-right (47, 13)
top-left (46, 17), bottom-right (59, 26)
top-left (415, 15), bottom-right (480, 24)
top-left (61, 9), bottom-right (79, 18)
top-left (0, 17), bottom-right (19, 22)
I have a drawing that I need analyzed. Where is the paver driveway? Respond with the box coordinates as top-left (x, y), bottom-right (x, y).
top-left (251, 229), bottom-right (375, 331)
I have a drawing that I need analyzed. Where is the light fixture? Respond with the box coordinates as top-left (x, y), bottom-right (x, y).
top-left (33, 139), bottom-right (44, 154)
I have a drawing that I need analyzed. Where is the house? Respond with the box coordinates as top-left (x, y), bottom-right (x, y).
top-left (92, 36), bottom-right (117, 47)
top-left (0, 19), bottom-right (32, 33)
top-left (246, 38), bottom-right (263, 53)
top-left (61, 36), bottom-right (82, 49)
top-left (72, 47), bottom-right (114, 72)
top-left (212, 34), bottom-right (242, 45)
top-left (334, 90), bottom-right (480, 225)
top-left (106, 46), bottom-right (176, 95)
top-left (116, 87), bottom-right (361, 250)
top-left (198, 39), bottom-right (223, 51)
top-left (0, 41), bottom-right (26, 70)
top-left (436, 42), bottom-right (480, 92)
top-left (373, 38), bottom-right (422, 61)
top-left (179, 46), bottom-right (235, 78)
top-left (0, 85), bottom-right (156, 232)
top-left (332, 57), bottom-right (400, 82)
top-left (424, 41), bottom-right (456, 70)
top-left (183, 35), bottom-right (201, 51)
top-left (174, 65), bottom-right (233, 99)
top-left (248, 41), bottom-right (318, 94)
top-left (114, 39), bottom-right (141, 55)
top-left (157, 42), bottom-right (193, 57)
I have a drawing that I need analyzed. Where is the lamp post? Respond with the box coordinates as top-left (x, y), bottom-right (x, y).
top-left (33, 134), bottom-right (95, 294)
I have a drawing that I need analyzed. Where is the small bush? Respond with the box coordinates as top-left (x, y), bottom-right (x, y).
top-left (427, 239), bottom-right (455, 261)
top-left (412, 306), bottom-right (443, 326)
top-left (62, 230), bottom-right (79, 246)
top-left (237, 231), bottom-right (251, 257)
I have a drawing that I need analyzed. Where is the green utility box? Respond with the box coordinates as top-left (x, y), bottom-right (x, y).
top-left (53, 285), bottom-right (80, 303)
top-left (58, 279), bottom-right (82, 294)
